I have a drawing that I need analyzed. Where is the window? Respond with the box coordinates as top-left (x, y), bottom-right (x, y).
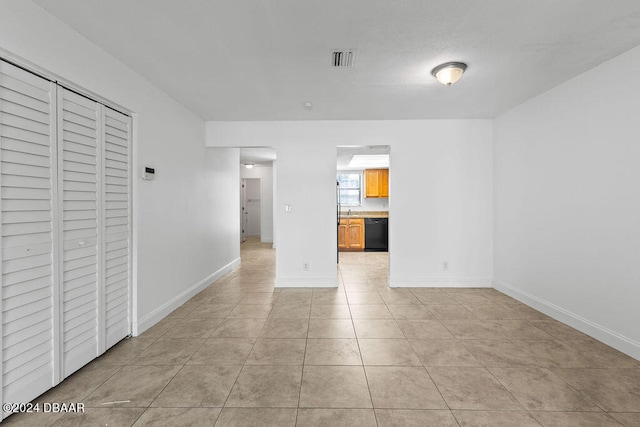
top-left (337, 172), bottom-right (362, 206)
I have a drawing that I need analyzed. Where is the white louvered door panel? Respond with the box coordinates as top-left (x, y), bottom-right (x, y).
top-left (102, 108), bottom-right (130, 349)
top-left (0, 61), bottom-right (56, 409)
top-left (57, 87), bottom-right (100, 378)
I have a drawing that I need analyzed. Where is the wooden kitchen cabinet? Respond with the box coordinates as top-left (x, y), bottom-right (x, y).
top-left (365, 169), bottom-right (389, 198)
top-left (338, 218), bottom-right (365, 251)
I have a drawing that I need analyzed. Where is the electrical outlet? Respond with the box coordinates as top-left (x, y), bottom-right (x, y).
top-left (443, 261), bottom-right (449, 271)
top-left (303, 262), bottom-right (309, 271)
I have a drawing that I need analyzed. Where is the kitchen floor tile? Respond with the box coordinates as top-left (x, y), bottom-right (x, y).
top-left (305, 338), bottom-right (362, 365)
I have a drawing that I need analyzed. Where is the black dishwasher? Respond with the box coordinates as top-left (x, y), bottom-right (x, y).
top-left (364, 218), bottom-right (388, 252)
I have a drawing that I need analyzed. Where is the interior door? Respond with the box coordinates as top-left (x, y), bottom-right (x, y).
top-left (57, 86), bottom-right (100, 378)
top-left (102, 107), bottom-right (131, 349)
top-left (1, 60), bottom-right (57, 410)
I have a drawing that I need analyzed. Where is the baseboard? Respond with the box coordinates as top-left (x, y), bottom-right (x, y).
top-left (275, 276), bottom-right (338, 288)
top-left (261, 236), bottom-right (273, 243)
top-left (134, 257), bottom-right (241, 335)
top-left (494, 280), bottom-right (640, 361)
top-left (388, 276), bottom-right (493, 288)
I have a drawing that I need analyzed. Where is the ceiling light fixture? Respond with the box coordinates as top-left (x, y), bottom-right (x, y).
top-left (244, 164), bottom-right (255, 169)
top-left (431, 62), bottom-right (467, 86)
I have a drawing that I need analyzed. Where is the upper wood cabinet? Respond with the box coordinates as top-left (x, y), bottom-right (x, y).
top-left (365, 169), bottom-right (389, 198)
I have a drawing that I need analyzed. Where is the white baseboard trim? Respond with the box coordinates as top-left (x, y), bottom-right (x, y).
top-left (388, 276), bottom-right (492, 288)
top-left (494, 280), bottom-right (640, 361)
top-left (261, 236), bottom-right (273, 243)
top-left (275, 276), bottom-right (338, 288)
top-left (134, 257), bottom-right (241, 335)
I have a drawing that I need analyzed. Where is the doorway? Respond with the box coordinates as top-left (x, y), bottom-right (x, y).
top-left (241, 178), bottom-right (261, 241)
top-left (336, 145), bottom-right (390, 268)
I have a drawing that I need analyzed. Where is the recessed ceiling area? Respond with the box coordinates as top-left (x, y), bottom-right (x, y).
top-left (338, 146), bottom-right (390, 170)
top-left (33, 0), bottom-right (640, 121)
top-left (240, 147), bottom-right (276, 166)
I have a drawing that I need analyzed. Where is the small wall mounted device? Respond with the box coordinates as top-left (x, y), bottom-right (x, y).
top-left (142, 166), bottom-right (155, 181)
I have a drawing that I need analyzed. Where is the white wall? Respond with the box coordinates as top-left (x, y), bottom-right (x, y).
top-left (494, 46), bottom-right (640, 359)
top-left (0, 1), bottom-right (240, 333)
top-left (241, 164), bottom-right (274, 242)
top-left (207, 120), bottom-right (493, 288)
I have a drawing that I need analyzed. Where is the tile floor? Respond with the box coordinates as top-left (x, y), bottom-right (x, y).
top-left (6, 238), bottom-right (640, 426)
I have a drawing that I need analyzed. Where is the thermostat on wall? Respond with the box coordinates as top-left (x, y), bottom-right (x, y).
top-left (142, 166), bottom-right (155, 181)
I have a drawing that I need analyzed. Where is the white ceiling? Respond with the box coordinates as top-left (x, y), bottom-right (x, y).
top-left (239, 147), bottom-right (277, 165)
top-left (34, 0), bottom-right (640, 121)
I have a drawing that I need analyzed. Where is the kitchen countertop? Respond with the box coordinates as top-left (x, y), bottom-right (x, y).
top-left (339, 210), bottom-right (389, 219)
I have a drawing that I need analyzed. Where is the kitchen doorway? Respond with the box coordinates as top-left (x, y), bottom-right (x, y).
top-left (336, 146), bottom-right (390, 279)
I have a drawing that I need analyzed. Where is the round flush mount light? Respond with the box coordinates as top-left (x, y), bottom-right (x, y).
top-left (244, 164), bottom-right (255, 169)
top-left (303, 102), bottom-right (313, 109)
top-left (431, 62), bottom-right (467, 86)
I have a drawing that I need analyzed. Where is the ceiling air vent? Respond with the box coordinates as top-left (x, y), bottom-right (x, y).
top-left (331, 49), bottom-right (356, 67)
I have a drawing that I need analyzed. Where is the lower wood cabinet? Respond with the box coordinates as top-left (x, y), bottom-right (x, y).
top-left (338, 218), bottom-right (365, 251)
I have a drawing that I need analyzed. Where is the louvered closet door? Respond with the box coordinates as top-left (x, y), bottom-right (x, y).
top-left (57, 87), bottom-right (100, 378)
top-left (0, 61), bottom-right (56, 406)
top-left (102, 108), bottom-right (130, 349)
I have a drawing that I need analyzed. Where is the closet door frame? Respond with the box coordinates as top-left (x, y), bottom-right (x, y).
top-left (0, 55), bottom-right (133, 405)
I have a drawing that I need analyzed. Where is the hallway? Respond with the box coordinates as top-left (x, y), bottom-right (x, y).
top-left (6, 238), bottom-right (640, 426)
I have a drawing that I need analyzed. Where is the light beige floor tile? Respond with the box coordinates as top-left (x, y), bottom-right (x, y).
top-left (245, 338), bottom-right (306, 365)
top-left (84, 365), bottom-right (181, 408)
top-left (227, 304), bottom-right (273, 318)
top-left (297, 409), bottom-right (377, 427)
top-left (427, 304), bottom-right (478, 320)
top-left (529, 320), bottom-right (592, 341)
top-left (375, 409), bottom-right (459, 427)
top-left (365, 366), bottom-right (447, 409)
top-left (152, 365), bottom-right (242, 407)
top-left (310, 304), bottom-right (351, 319)
top-left (275, 292), bottom-right (312, 305)
top-left (452, 410), bottom-right (542, 426)
top-left (513, 340), bottom-right (590, 368)
top-left (308, 319), bottom-right (356, 338)
top-left (130, 339), bottom-right (203, 365)
top-left (134, 408), bottom-right (221, 427)
top-left (378, 291), bottom-right (421, 305)
top-left (96, 337), bottom-right (156, 365)
top-left (51, 408), bottom-right (144, 427)
top-left (483, 320), bottom-right (554, 340)
top-left (353, 319), bottom-right (404, 338)
top-left (34, 363), bottom-right (122, 404)
top-left (239, 292), bottom-right (279, 305)
top-left (162, 318), bottom-right (224, 339)
top-left (386, 304), bottom-right (434, 320)
top-left (346, 292), bottom-right (384, 305)
top-left (186, 304), bottom-right (236, 319)
top-left (268, 304), bottom-right (310, 319)
top-left (396, 320), bottom-right (455, 339)
top-left (462, 340), bottom-right (535, 367)
top-left (441, 320), bottom-right (505, 340)
top-left (260, 318), bottom-right (309, 338)
top-left (446, 293), bottom-right (492, 304)
top-left (552, 368), bottom-right (640, 412)
top-left (531, 411), bottom-right (622, 426)
top-left (409, 339), bottom-right (481, 367)
top-left (489, 367), bottom-right (599, 411)
top-left (464, 302), bottom-right (520, 320)
top-left (226, 366), bottom-right (302, 407)
top-left (358, 339), bottom-right (421, 366)
top-left (427, 366), bottom-right (522, 410)
top-left (311, 292), bottom-right (348, 305)
top-left (609, 412), bottom-right (640, 427)
top-left (305, 339), bottom-right (362, 365)
top-left (2, 410), bottom-right (64, 426)
top-left (187, 338), bottom-right (255, 365)
top-left (349, 304), bottom-right (393, 319)
top-left (214, 408), bottom-right (297, 426)
top-left (211, 318), bottom-right (266, 338)
top-left (299, 366), bottom-right (372, 408)
top-left (414, 293), bottom-right (459, 305)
